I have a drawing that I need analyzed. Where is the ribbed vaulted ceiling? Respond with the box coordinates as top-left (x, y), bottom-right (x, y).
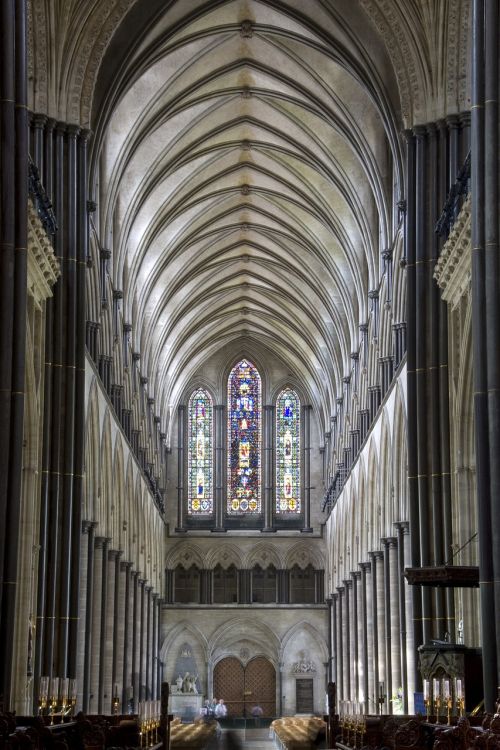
top-left (91, 0), bottom-right (404, 425)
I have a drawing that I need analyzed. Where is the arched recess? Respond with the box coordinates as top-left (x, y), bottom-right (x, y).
top-left (281, 621), bottom-right (328, 716)
top-left (378, 412), bottom-right (391, 536)
top-left (208, 617), bottom-right (280, 666)
top-left (84, 379), bottom-right (100, 522)
top-left (98, 410), bottom-right (113, 535)
top-left (285, 542), bottom-right (324, 571)
top-left (112, 435), bottom-right (125, 548)
top-left (123, 456), bottom-right (135, 561)
top-left (160, 620), bottom-right (208, 692)
top-left (166, 542), bottom-right (205, 571)
top-left (392, 384), bottom-right (408, 522)
top-left (357, 457), bottom-right (368, 560)
top-left (366, 440), bottom-right (379, 549)
top-left (226, 357), bottom-right (263, 516)
top-left (213, 655), bottom-right (276, 717)
top-left (205, 543), bottom-right (243, 571)
top-left (244, 541), bottom-right (282, 570)
top-left (186, 386), bottom-right (214, 516)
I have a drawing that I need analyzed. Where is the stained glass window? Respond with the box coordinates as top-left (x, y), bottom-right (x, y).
top-left (227, 359), bottom-right (261, 514)
top-left (276, 388), bottom-right (301, 513)
top-left (187, 388), bottom-right (213, 514)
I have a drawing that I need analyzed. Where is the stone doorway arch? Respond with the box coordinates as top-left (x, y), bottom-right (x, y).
top-left (213, 656), bottom-right (276, 717)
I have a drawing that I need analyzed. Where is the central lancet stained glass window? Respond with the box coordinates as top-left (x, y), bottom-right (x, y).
top-left (187, 388), bottom-right (213, 515)
top-left (227, 359), bottom-right (262, 514)
top-left (276, 388), bottom-right (301, 513)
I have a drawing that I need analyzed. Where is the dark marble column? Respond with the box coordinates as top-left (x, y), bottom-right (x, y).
top-left (262, 405), bottom-right (275, 531)
top-left (0, 0), bottom-right (28, 706)
top-left (277, 569), bottom-right (290, 603)
top-left (82, 522), bottom-right (97, 712)
top-left (165, 569), bottom-right (174, 604)
top-left (368, 385), bottom-right (381, 422)
top-left (176, 406), bottom-right (186, 531)
top-left (238, 569), bottom-right (251, 604)
top-left (404, 128), bottom-right (423, 691)
top-left (302, 405), bottom-right (313, 532)
top-left (202, 570), bottom-right (213, 604)
top-left (471, 0), bottom-right (500, 709)
top-left (213, 405), bottom-right (226, 531)
top-left (392, 322), bottom-right (406, 369)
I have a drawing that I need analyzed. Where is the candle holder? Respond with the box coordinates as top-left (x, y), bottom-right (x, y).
top-left (49, 695), bottom-right (57, 725)
top-left (446, 697), bottom-right (452, 725)
top-left (49, 677), bottom-right (59, 725)
top-left (69, 679), bottom-right (77, 718)
top-left (424, 698), bottom-right (431, 721)
top-left (39, 676), bottom-right (49, 717)
top-left (378, 685), bottom-right (386, 715)
top-left (457, 697), bottom-right (465, 717)
top-left (434, 696), bottom-right (441, 723)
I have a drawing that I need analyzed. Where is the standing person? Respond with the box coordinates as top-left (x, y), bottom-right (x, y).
top-left (215, 698), bottom-right (227, 718)
top-left (201, 699), bottom-right (211, 719)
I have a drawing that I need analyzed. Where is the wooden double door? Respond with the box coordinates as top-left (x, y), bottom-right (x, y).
top-left (213, 656), bottom-right (276, 717)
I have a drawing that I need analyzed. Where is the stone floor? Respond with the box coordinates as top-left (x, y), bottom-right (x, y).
top-left (221, 726), bottom-right (274, 750)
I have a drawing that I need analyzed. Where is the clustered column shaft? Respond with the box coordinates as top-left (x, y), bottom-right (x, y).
top-left (330, 536), bottom-right (413, 713)
top-left (471, 0), bottom-right (500, 711)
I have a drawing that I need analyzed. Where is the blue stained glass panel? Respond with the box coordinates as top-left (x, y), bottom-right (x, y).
top-left (227, 359), bottom-right (261, 514)
top-left (187, 388), bottom-right (213, 514)
top-left (276, 388), bottom-right (301, 513)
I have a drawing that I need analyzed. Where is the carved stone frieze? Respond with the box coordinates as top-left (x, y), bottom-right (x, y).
top-left (358, 0), bottom-right (415, 124)
top-left (434, 195), bottom-right (471, 310)
top-left (27, 200), bottom-right (61, 309)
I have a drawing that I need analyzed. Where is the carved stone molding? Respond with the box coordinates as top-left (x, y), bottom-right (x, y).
top-left (434, 195), bottom-right (471, 310)
top-left (27, 200), bottom-right (60, 309)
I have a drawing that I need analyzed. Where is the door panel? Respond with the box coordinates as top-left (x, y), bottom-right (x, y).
top-left (213, 656), bottom-right (276, 718)
top-left (244, 656), bottom-right (276, 717)
top-left (213, 657), bottom-right (244, 717)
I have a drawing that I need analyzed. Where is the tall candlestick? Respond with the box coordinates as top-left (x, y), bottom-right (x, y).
top-left (433, 679), bottom-right (440, 700)
top-left (443, 680), bottom-right (450, 700)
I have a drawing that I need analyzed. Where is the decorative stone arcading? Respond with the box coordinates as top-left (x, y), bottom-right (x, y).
top-left (358, 0), bottom-right (416, 124)
top-left (27, 200), bottom-right (61, 309)
top-left (434, 195), bottom-right (471, 310)
top-left (78, 0), bottom-right (138, 126)
top-left (359, 0), bottom-right (470, 126)
top-left (29, 0), bottom-right (137, 124)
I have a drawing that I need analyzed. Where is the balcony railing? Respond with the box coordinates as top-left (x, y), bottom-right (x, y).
top-left (29, 157), bottom-right (57, 237)
top-left (435, 151), bottom-right (471, 238)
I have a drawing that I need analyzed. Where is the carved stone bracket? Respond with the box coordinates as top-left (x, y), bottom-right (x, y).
top-left (434, 195), bottom-right (471, 310)
top-left (27, 200), bottom-right (61, 309)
